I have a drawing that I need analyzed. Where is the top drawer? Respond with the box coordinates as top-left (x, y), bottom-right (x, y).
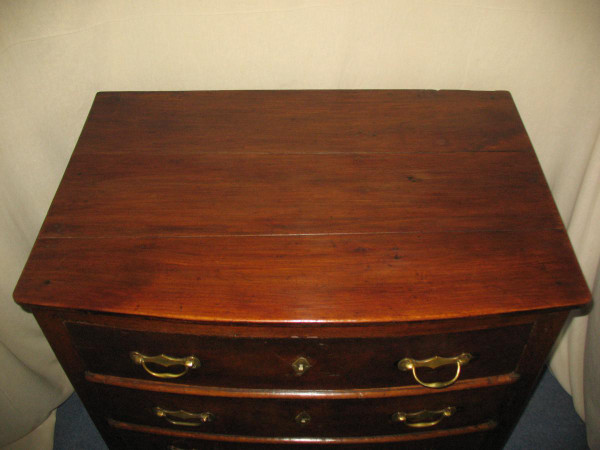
top-left (67, 322), bottom-right (530, 390)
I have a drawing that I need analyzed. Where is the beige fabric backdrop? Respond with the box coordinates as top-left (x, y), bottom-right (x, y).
top-left (1, 1), bottom-right (599, 448)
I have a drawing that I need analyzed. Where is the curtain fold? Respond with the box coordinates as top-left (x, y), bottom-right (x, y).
top-left (550, 128), bottom-right (600, 427)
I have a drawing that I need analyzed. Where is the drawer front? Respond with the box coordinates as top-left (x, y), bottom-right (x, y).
top-left (95, 384), bottom-right (507, 438)
top-left (112, 427), bottom-right (491, 450)
top-left (68, 322), bottom-right (530, 389)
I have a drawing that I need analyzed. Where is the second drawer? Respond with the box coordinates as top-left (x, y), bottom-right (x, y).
top-left (94, 384), bottom-right (507, 438)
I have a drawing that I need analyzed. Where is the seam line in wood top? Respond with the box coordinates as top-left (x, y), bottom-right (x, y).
top-left (38, 226), bottom-right (564, 240)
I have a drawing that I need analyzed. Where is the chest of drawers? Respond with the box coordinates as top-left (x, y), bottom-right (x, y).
top-left (14, 90), bottom-right (590, 449)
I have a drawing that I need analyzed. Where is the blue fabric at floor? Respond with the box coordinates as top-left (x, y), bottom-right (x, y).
top-left (53, 392), bottom-right (106, 450)
top-left (54, 368), bottom-right (588, 449)
top-left (504, 369), bottom-right (588, 449)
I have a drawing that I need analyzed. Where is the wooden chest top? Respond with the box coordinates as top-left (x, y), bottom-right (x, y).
top-left (13, 90), bottom-right (589, 324)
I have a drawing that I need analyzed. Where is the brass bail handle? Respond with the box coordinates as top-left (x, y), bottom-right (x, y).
top-left (397, 353), bottom-right (472, 388)
top-left (154, 406), bottom-right (215, 427)
top-left (130, 351), bottom-right (200, 379)
top-left (392, 406), bottom-right (456, 428)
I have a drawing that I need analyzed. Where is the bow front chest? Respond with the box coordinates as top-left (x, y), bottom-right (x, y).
top-left (14, 90), bottom-right (590, 449)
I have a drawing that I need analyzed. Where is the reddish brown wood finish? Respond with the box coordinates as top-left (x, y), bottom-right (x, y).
top-left (94, 383), bottom-right (507, 438)
top-left (67, 321), bottom-right (530, 389)
top-left (14, 230), bottom-right (587, 323)
top-left (85, 372), bottom-right (519, 400)
top-left (69, 90), bottom-right (530, 156)
top-left (40, 151), bottom-right (560, 238)
top-left (14, 91), bottom-right (591, 450)
top-left (28, 307), bottom-right (555, 449)
top-left (110, 425), bottom-right (492, 450)
top-left (108, 419), bottom-right (496, 447)
top-left (13, 90), bottom-right (588, 324)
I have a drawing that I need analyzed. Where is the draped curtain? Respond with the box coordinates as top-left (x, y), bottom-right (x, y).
top-left (1, 1), bottom-right (598, 448)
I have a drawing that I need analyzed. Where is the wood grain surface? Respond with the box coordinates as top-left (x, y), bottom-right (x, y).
top-left (67, 321), bottom-right (529, 389)
top-left (14, 90), bottom-right (590, 324)
top-left (76, 90), bottom-right (530, 155)
top-left (107, 419), bottom-right (496, 446)
top-left (41, 151), bottom-right (560, 238)
top-left (15, 230), bottom-right (588, 322)
top-left (94, 383), bottom-right (507, 437)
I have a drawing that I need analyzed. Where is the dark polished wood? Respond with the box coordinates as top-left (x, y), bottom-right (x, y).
top-left (68, 90), bottom-right (531, 156)
top-left (85, 372), bottom-right (519, 400)
top-left (40, 151), bottom-right (561, 238)
top-left (67, 321), bottom-right (530, 389)
top-left (14, 230), bottom-right (587, 323)
top-left (14, 90), bottom-right (590, 449)
top-left (94, 383), bottom-right (507, 438)
top-left (108, 419), bottom-right (496, 447)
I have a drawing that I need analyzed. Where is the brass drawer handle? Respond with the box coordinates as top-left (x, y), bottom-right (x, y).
top-left (397, 353), bottom-right (472, 388)
top-left (130, 352), bottom-right (200, 379)
top-left (153, 406), bottom-right (214, 427)
top-left (392, 406), bottom-right (456, 428)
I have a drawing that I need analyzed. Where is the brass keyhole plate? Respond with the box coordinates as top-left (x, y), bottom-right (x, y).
top-left (292, 357), bottom-right (311, 375)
